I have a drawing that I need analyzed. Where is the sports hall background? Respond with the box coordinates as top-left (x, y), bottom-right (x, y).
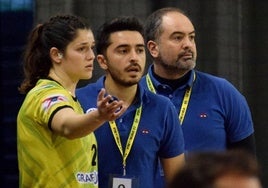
top-left (1, 0), bottom-right (267, 187)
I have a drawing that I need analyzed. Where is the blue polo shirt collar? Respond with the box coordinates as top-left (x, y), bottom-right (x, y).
top-left (95, 76), bottom-right (146, 108)
top-left (148, 64), bottom-right (195, 90)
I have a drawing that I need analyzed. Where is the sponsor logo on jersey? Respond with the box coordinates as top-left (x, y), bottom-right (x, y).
top-left (76, 171), bottom-right (98, 185)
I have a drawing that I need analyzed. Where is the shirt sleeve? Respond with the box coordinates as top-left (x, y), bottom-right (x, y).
top-left (222, 80), bottom-right (254, 143)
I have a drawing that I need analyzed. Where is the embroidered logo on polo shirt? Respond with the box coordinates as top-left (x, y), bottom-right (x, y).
top-left (199, 113), bottom-right (208, 118)
top-left (141, 129), bottom-right (149, 134)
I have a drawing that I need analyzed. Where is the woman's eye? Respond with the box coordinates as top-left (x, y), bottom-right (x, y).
top-left (78, 47), bottom-right (85, 52)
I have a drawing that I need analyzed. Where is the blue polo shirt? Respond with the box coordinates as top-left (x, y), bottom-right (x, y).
top-left (76, 76), bottom-right (184, 188)
top-left (140, 65), bottom-right (254, 154)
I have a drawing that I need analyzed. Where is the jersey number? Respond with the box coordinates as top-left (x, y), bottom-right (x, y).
top-left (91, 144), bottom-right (97, 166)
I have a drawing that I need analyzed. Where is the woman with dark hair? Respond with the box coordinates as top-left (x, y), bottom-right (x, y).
top-left (17, 14), bottom-right (125, 187)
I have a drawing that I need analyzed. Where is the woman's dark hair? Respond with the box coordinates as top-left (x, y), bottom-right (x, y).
top-left (19, 14), bottom-right (90, 94)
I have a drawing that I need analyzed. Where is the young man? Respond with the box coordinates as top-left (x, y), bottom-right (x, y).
top-left (140, 7), bottom-right (255, 155)
top-left (76, 16), bottom-right (185, 188)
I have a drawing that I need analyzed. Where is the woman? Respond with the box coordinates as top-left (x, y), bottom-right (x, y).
top-left (17, 14), bottom-right (125, 187)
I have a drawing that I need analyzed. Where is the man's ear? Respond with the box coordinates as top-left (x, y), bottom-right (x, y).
top-left (147, 40), bottom-right (159, 58)
top-left (97, 54), bottom-right (108, 70)
top-left (50, 47), bottom-right (62, 63)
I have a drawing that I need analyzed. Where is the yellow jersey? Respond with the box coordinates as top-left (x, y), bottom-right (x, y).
top-left (17, 79), bottom-right (98, 187)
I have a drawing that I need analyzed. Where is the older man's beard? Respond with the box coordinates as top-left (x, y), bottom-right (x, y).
top-left (157, 54), bottom-right (196, 74)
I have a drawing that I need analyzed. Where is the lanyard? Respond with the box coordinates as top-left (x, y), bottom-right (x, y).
top-left (109, 105), bottom-right (142, 176)
top-left (146, 72), bottom-right (195, 125)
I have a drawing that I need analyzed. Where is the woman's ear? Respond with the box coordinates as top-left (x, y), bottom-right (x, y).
top-left (50, 47), bottom-right (62, 63)
top-left (97, 54), bottom-right (108, 70)
top-left (147, 40), bottom-right (159, 58)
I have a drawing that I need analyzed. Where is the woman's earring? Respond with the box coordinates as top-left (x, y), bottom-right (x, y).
top-left (58, 53), bottom-right (63, 59)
